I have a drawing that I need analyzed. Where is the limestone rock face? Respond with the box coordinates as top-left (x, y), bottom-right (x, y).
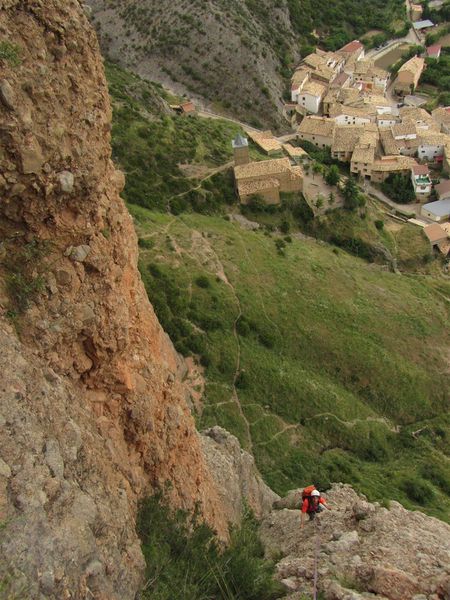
top-left (201, 426), bottom-right (280, 523)
top-left (261, 484), bottom-right (450, 600)
top-left (0, 1), bottom-right (225, 597)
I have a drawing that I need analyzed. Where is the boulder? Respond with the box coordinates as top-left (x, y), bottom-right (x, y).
top-left (369, 566), bottom-right (421, 600)
top-left (68, 245), bottom-right (91, 262)
top-left (0, 79), bottom-right (16, 110)
top-left (58, 170), bottom-right (74, 193)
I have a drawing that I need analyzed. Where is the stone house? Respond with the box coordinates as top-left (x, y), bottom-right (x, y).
top-left (417, 132), bottom-right (447, 163)
top-left (295, 80), bottom-right (327, 114)
top-left (247, 131), bottom-right (283, 156)
top-left (234, 158), bottom-right (303, 205)
top-left (297, 116), bottom-right (335, 149)
top-left (394, 57), bottom-right (425, 95)
top-left (370, 156), bottom-right (418, 183)
top-left (331, 125), bottom-right (366, 161)
top-left (431, 107), bottom-right (450, 134)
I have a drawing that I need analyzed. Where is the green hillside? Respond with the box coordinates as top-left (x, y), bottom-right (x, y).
top-left (107, 63), bottom-right (450, 522)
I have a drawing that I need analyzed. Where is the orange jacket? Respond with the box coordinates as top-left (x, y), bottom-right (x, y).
top-left (301, 497), bottom-right (326, 513)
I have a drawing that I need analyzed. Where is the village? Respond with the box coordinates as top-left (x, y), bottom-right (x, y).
top-left (227, 23), bottom-right (450, 258)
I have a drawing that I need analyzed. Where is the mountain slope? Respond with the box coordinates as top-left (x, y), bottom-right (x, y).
top-left (87, 0), bottom-right (406, 128)
top-left (104, 63), bottom-right (450, 522)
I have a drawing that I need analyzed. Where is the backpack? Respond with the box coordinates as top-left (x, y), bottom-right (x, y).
top-left (301, 485), bottom-right (317, 501)
top-left (302, 485), bottom-right (319, 512)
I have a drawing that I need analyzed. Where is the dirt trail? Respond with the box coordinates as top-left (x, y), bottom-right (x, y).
top-left (306, 412), bottom-right (399, 432)
top-left (166, 160), bottom-right (234, 211)
top-left (165, 222), bottom-right (255, 452)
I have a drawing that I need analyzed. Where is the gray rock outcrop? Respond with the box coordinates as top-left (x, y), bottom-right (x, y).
top-left (201, 426), bottom-right (279, 523)
top-left (261, 484), bottom-right (450, 600)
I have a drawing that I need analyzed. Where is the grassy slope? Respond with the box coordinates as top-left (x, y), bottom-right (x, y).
top-left (132, 207), bottom-right (450, 521)
top-left (107, 63), bottom-right (450, 521)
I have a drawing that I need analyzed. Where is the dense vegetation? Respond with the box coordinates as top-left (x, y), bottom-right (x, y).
top-left (286, 0), bottom-right (406, 50)
top-left (381, 173), bottom-right (416, 204)
top-left (107, 62), bottom-right (245, 213)
top-left (137, 496), bottom-right (283, 600)
top-left (421, 48), bottom-right (450, 107)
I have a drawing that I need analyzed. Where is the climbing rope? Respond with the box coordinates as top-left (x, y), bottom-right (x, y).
top-left (312, 518), bottom-right (321, 600)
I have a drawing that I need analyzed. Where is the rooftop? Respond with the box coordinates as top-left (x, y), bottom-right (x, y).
top-left (427, 44), bottom-right (442, 56)
top-left (303, 53), bottom-right (327, 69)
top-left (282, 143), bottom-right (308, 157)
top-left (247, 131), bottom-right (283, 153)
top-left (413, 19), bottom-right (434, 29)
top-left (351, 144), bottom-right (376, 164)
top-left (434, 179), bottom-right (450, 198)
top-left (392, 122), bottom-right (417, 138)
top-left (398, 56), bottom-right (425, 76)
top-left (332, 126), bottom-right (364, 152)
top-left (412, 164), bottom-right (430, 176)
top-left (371, 156), bottom-right (417, 172)
top-left (234, 157), bottom-right (296, 180)
top-left (298, 116), bottom-right (335, 137)
top-left (422, 198), bottom-right (450, 217)
top-left (302, 80), bottom-right (327, 97)
top-left (339, 40), bottom-right (364, 54)
top-left (423, 222), bottom-right (448, 243)
top-left (432, 106), bottom-right (450, 126)
top-left (238, 177), bottom-right (280, 197)
top-left (419, 132), bottom-right (448, 146)
top-left (329, 104), bottom-right (374, 119)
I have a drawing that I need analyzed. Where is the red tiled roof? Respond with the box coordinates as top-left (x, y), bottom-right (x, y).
top-left (340, 40), bottom-right (364, 53)
top-left (181, 101), bottom-right (196, 113)
top-left (427, 44), bottom-right (442, 56)
top-left (412, 164), bottom-right (429, 175)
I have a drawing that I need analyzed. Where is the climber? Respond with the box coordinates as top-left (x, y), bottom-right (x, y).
top-left (300, 488), bottom-right (329, 528)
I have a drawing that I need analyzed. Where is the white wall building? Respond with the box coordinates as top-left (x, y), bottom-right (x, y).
top-left (296, 81), bottom-right (327, 114)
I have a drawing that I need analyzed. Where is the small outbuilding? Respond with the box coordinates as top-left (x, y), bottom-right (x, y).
top-left (413, 19), bottom-right (435, 30)
top-left (427, 44), bottom-right (442, 59)
top-left (421, 198), bottom-right (450, 222)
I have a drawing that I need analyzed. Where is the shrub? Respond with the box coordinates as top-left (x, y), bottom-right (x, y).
top-left (374, 220), bottom-right (384, 231)
top-left (195, 275), bottom-right (211, 288)
top-left (138, 237), bottom-right (155, 249)
top-left (137, 496), bottom-right (284, 600)
top-left (3, 239), bottom-right (50, 313)
top-left (280, 219), bottom-right (290, 234)
top-left (0, 41), bottom-right (21, 66)
top-left (401, 477), bottom-right (435, 505)
top-left (381, 173), bottom-right (415, 204)
top-left (325, 165), bottom-right (340, 186)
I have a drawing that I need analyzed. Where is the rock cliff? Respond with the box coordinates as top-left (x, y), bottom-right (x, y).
top-left (0, 1), bottom-right (228, 597)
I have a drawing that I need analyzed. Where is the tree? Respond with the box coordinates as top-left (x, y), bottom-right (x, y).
top-left (381, 173), bottom-right (415, 204)
top-left (325, 164), bottom-right (340, 186)
top-left (312, 161), bottom-right (322, 180)
top-left (342, 176), bottom-right (360, 210)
